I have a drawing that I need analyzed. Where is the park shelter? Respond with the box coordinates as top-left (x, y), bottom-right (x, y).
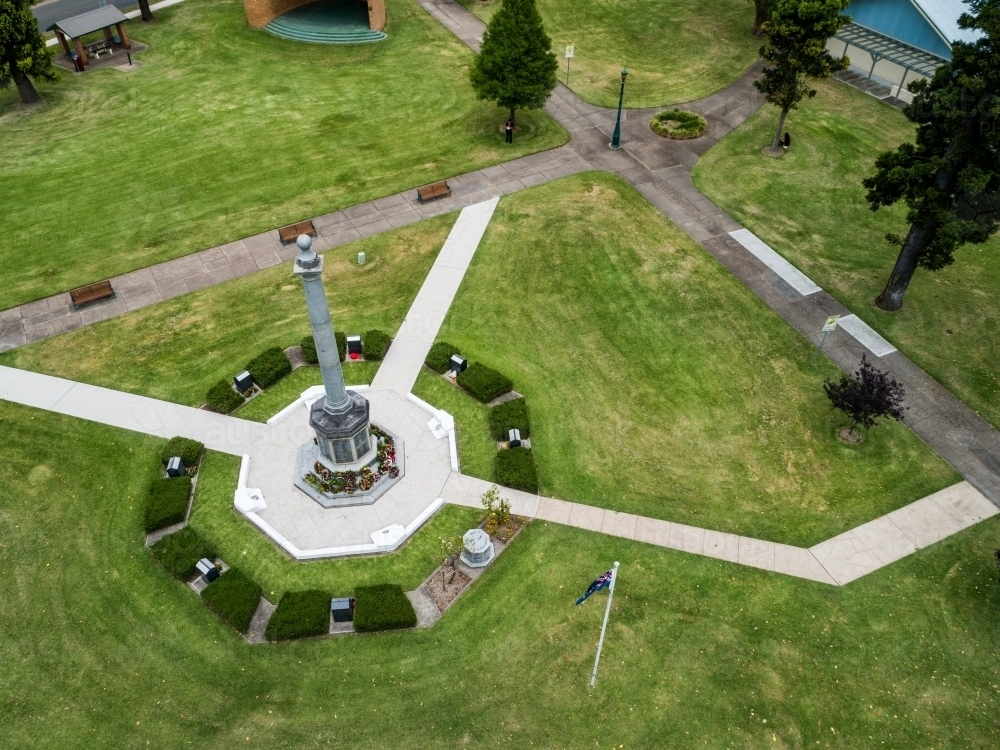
top-left (50, 7), bottom-right (132, 70)
top-left (830, 0), bottom-right (981, 102)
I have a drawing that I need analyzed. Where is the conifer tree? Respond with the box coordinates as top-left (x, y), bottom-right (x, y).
top-left (469, 0), bottom-right (558, 128)
top-left (1, 0), bottom-right (56, 104)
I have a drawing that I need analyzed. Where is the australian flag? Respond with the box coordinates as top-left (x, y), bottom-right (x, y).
top-left (575, 569), bottom-right (613, 605)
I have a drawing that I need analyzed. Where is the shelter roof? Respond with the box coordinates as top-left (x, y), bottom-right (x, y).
top-left (835, 22), bottom-right (948, 76)
top-left (50, 6), bottom-right (129, 39)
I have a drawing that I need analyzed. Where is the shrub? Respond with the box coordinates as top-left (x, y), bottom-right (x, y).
top-left (495, 447), bottom-right (538, 493)
top-left (489, 398), bottom-right (531, 441)
top-left (160, 437), bottom-right (204, 469)
top-left (300, 335), bottom-right (318, 365)
top-left (362, 329), bottom-right (391, 361)
top-left (353, 584), bottom-right (417, 632)
top-left (202, 568), bottom-right (262, 634)
top-left (650, 109), bottom-right (707, 140)
top-left (425, 341), bottom-right (459, 373)
top-left (265, 590), bottom-right (330, 641)
top-left (824, 354), bottom-right (906, 433)
top-left (301, 332), bottom-right (346, 364)
top-left (150, 527), bottom-right (215, 580)
top-left (458, 363), bottom-right (513, 403)
top-left (144, 477), bottom-right (192, 533)
top-left (246, 347), bottom-right (292, 389)
top-left (206, 380), bottom-right (243, 414)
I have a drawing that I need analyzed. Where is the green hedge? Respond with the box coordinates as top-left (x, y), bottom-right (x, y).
top-left (489, 398), bottom-right (531, 441)
top-left (425, 341), bottom-right (459, 374)
top-left (206, 380), bottom-right (244, 414)
top-left (160, 437), bottom-right (204, 469)
top-left (202, 568), bottom-right (262, 634)
top-left (265, 590), bottom-right (330, 641)
top-left (144, 477), bottom-right (192, 533)
top-left (458, 363), bottom-right (513, 403)
top-left (353, 584), bottom-right (417, 632)
top-left (301, 332), bottom-right (346, 364)
top-left (495, 447), bottom-right (538, 493)
top-left (246, 347), bottom-right (292, 389)
top-left (362, 330), bottom-right (391, 361)
top-left (151, 527), bottom-right (215, 581)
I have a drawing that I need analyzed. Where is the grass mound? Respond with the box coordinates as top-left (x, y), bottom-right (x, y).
top-left (457, 363), bottom-right (513, 403)
top-left (490, 398), bottom-right (531, 441)
top-left (201, 568), bottom-right (262, 634)
top-left (651, 109), bottom-right (707, 139)
top-left (144, 477), bottom-right (192, 533)
top-left (265, 590), bottom-right (330, 641)
top-left (353, 584), bottom-right (417, 632)
top-left (150, 527), bottom-right (215, 581)
top-left (495, 447), bottom-right (538, 493)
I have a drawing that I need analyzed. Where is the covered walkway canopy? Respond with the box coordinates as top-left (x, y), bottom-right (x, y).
top-left (835, 22), bottom-right (947, 79)
top-left (49, 6), bottom-right (132, 69)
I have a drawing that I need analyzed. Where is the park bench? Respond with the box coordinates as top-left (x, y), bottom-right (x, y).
top-left (417, 180), bottom-right (451, 203)
top-left (278, 220), bottom-right (316, 245)
top-left (69, 280), bottom-right (114, 308)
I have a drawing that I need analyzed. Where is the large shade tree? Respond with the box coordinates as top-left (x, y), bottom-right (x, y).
top-left (750, 0), bottom-right (777, 36)
top-left (754, 0), bottom-right (850, 151)
top-left (1, 0), bottom-right (56, 104)
top-left (469, 0), bottom-right (558, 128)
top-left (865, 0), bottom-right (1000, 311)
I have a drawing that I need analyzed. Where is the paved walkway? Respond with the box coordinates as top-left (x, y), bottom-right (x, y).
top-left (370, 197), bottom-right (499, 395)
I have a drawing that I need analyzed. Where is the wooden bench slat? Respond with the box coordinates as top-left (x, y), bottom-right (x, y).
top-left (417, 180), bottom-right (451, 203)
top-left (278, 219), bottom-right (317, 244)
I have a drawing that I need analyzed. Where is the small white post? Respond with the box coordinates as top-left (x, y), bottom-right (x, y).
top-left (589, 561), bottom-right (619, 688)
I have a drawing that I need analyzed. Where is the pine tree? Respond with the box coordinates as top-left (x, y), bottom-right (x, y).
top-left (864, 0), bottom-right (1000, 311)
top-left (1, 0), bottom-right (56, 104)
top-left (754, 0), bottom-right (850, 152)
top-left (469, 0), bottom-right (558, 128)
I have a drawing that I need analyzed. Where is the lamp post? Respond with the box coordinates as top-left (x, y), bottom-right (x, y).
top-left (610, 68), bottom-right (628, 149)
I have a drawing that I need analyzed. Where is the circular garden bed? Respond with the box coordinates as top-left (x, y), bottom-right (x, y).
top-left (650, 109), bottom-right (707, 140)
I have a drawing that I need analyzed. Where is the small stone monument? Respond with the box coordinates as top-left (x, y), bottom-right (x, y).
top-left (460, 528), bottom-right (495, 568)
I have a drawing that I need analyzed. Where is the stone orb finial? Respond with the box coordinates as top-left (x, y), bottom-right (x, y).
top-left (294, 234), bottom-right (320, 270)
top-left (297, 234), bottom-right (313, 251)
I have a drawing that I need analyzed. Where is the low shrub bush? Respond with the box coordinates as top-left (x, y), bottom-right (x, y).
top-left (160, 437), bottom-right (204, 469)
top-left (202, 568), bottom-right (262, 634)
top-left (362, 330), bottom-right (391, 361)
top-left (150, 527), bottom-right (215, 580)
top-left (265, 590), bottom-right (330, 641)
top-left (495, 447), bottom-right (538, 493)
top-left (650, 109), bottom-right (707, 140)
top-left (206, 380), bottom-right (243, 414)
top-left (246, 347), bottom-right (292, 389)
top-left (489, 398), bottom-right (531, 441)
top-left (458, 363), bottom-right (513, 403)
top-left (353, 584), bottom-right (417, 632)
top-left (425, 341), bottom-right (459, 374)
top-left (144, 477), bottom-right (192, 533)
top-left (301, 332), bottom-right (346, 364)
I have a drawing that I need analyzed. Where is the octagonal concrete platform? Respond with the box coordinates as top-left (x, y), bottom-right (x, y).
top-left (237, 388), bottom-right (454, 559)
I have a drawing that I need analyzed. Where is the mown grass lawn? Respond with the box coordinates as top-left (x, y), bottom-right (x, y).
top-left (458, 0), bottom-right (759, 107)
top-left (0, 0), bottom-right (567, 310)
top-left (2, 401), bottom-right (999, 749)
top-left (434, 172), bottom-right (958, 545)
top-left (692, 79), bottom-right (1000, 428)
top-left (0, 215), bottom-right (456, 405)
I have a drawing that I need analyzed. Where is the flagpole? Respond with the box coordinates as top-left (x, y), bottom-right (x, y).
top-left (589, 561), bottom-right (619, 688)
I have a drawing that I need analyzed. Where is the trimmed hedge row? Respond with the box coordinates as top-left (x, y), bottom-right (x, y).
top-left (490, 398), bottom-right (530, 441)
top-left (458, 362), bottom-right (513, 403)
top-left (265, 590), bottom-right (330, 641)
top-left (206, 380), bottom-right (243, 414)
top-left (246, 347), bottom-right (292, 389)
top-left (160, 437), bottom-right (203, 469)
top-left (202, 568), bottom-right (262, 634)
top-left (144, 477), bottom-right (192, 533)
top-left (353, 584), bottom-right (417, 632)
top-left (362, 329), bottom-right (391, 361)
top-left (151, 527), bottom-right (215, 580)
top-left (301, 331), bottom-right (347, 364)
top-left (425, 341), bottom-right (459, 373)
top-left (495, 447), bottom-right (538, 493)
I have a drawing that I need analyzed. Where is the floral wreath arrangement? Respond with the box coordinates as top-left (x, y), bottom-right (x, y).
top-left (303, 426), bottom-right (400, 495)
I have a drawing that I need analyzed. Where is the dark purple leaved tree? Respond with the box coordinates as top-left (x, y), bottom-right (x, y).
top-left (824, 354), bottom-right (906, 436)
